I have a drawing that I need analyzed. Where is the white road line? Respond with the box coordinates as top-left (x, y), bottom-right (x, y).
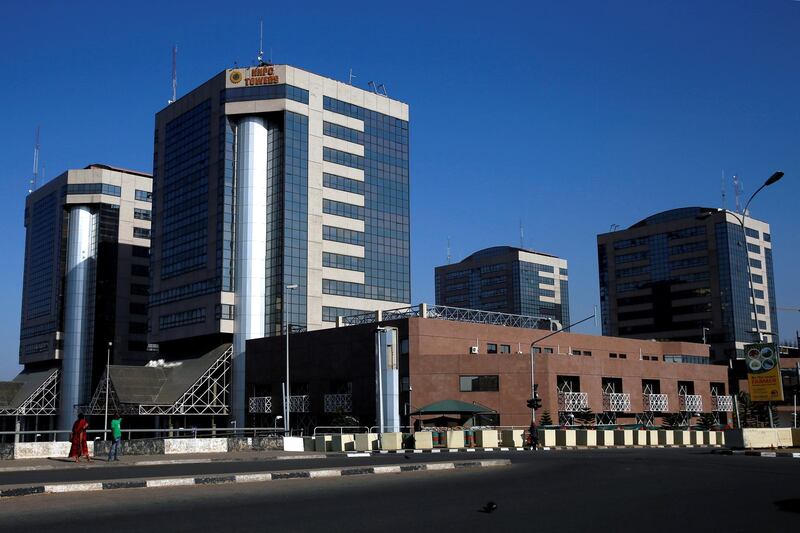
top-left (309, 469), bottom-right (341, 478)
top-left (146, 478), bottom-right (195, 487)
top-left (45, 482), bottom-right (103, 493)
top-left (235, 473), bottom-right (272, 483)
top-left (424, 462), bottom-right (455, 471)
top-left (372, 465), bottom-right (401, 474)
top-left (136, 459), bottom-right (212, 466)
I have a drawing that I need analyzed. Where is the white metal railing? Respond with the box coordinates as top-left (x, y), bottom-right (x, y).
top-left (712, 395), bottom-right (734, 412)
top-left (289, 395), bottom-right (310, 413)
top-left (643, 393), bottom-right (669, 412)
top-left (324, 394), bottom-right (353, 413)
top-left (558, 391), bottom-right (589, 412)
top-left (248, 396), bottom-right (272, 414)
top-left (679, 394), bottom-right (703, 412)
top-left (602, 392), bottom-right (631, 412)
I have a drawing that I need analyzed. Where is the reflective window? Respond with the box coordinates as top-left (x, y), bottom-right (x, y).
top-left (222, 84), bottom-right (309, 104)
top-left (459, 375), bottom-right (499, 392)
top-left (63, 183), bottom-right (121, 196)
top-left (323, 173), bottom-right (365, 195)
top-left (323, 121), bottom-right (364, 145)
top-left (322, 306), bottom-right (370, 322)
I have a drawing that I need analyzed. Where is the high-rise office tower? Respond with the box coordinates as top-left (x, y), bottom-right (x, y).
top-left (16, 164), bottom-right (152, 433)
top-left (150, 64), bottom-right (410, 424)
top-left (434, 246), bottom-right (570, 327)
top-left (597, 207), bottom-right (777, 362)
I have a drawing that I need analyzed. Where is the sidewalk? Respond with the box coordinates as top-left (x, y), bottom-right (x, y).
top-left (0, 450), bottom-right (328, 473)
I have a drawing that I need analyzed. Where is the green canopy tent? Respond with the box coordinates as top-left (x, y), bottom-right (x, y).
top-left (410, 400), bottom-right (496, 428)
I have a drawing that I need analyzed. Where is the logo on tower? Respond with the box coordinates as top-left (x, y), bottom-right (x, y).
top-left (229, 70), bottom-right (243, 84)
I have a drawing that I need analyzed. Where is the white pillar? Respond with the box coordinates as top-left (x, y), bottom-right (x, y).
top-left (232, 116), bottom-right (269, 428)
top-left (376, 327), bottom-right (400, 432)
top-left (58, 206), bottom-right (97, 438)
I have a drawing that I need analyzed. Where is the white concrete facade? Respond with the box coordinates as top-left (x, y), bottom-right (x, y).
top-left (224, 65), bottom-right (410, 335)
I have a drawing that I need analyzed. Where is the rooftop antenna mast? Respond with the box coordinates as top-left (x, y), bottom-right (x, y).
top-left (733, 174), bottom-right (742, 214)
top-left (447, 237), bottom-right (451, 264)
top-left (721, 169), bottom-right (726, 210)
top-left (168, 44), bottom-right (177, 104)
top-left (29, 126), bottom-right (40, 194)
top-left (257, 19), bottom-right (264, 64)
top-left (520, 219), bottom-right (525, 249)
top-left (349, 68), bottom-right (356, 85)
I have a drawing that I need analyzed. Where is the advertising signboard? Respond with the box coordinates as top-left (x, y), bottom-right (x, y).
top-left (745, 342), bottom-right (784, 402)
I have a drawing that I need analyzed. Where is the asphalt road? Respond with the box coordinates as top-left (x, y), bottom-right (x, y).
top-left (1, 449), bottom-right (798, 532)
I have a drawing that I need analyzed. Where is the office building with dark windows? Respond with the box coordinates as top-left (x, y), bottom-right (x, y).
top-left (434, 247), bottom-right (570, 328)
top-left (7, 164), bottom-right (152, 435)
top-left (150, 64), bottom-right (410, 425)
top-left (597, 207), bottom-right (777, 363)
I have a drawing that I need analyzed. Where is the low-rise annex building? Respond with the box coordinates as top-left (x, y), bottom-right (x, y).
top-left (245, 304), bottom-right (731, 432)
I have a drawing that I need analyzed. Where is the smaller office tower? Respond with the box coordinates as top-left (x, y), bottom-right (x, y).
top-left (13, 164), bottom-right (153, 435)
top-left (435, 247), bottom-right (570, 327)
top-left (597, 207), bottom-right (777, 362)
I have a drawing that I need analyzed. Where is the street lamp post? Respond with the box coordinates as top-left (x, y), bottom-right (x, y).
top-left (274, 415), bottom-right (283, 431)
top-left (739, 171), bottom-right (783, 344)
top-left (702, 327), bottom-right (709, 345)
top-left (283, 284), bottom-right (298, 436)
top-left (103, 341), bottom-right (112, 441)
top-left (529, 309), bottom-right (597, 424)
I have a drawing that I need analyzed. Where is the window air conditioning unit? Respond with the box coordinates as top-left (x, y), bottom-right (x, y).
top-left (470, 346), bottom-right (479, 354)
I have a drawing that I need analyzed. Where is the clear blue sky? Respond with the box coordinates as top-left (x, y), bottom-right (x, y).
top-left (1, 1), bottom-right (799, 379)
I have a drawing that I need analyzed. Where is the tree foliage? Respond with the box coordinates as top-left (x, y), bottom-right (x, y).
top-left (539, 411), bottom-right (553, 426)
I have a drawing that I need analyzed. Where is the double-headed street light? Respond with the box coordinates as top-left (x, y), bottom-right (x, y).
top-left (284, 284), bottom-right (298, 436)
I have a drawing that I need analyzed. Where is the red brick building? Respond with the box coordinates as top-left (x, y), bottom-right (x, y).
top-left (246, 305), bottom-right (732, 432)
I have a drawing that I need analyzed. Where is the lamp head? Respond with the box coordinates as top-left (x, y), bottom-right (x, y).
top-left (764, 171), bottom-right (784, 186)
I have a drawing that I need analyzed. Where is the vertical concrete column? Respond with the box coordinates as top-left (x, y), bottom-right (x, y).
top-left (58, 206), bottom-right (97, 437)
top-left (233, 116), bottom-right (269, 428)
top-left (376, 327), bottom-right (400, 432)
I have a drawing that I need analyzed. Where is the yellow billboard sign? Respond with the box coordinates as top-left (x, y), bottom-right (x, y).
top-left (745, 343), bottom-right (784, 402)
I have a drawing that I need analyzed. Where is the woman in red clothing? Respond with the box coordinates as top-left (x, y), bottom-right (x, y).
top-left (68, 413), bottom-right (91, 462)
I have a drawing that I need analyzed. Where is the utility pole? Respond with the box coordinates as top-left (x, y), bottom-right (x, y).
top-left (103, 341), bottom-right (112, 441)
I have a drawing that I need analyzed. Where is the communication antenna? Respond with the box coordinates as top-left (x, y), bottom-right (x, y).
top-left (29, 126), bottom-right (40, 194)
top-left (349, 68), bottom-right (356, 85)
top-left (519, 219), bottom-right (524, 249)
top-left (447, 237), bottom-right (451, 264)
top-left (368, 81), bottom-right (377, 93)
top-left (168, 44), bottom-right (177, 104)
top-left (377, 83), bottom-right (388, 97)
top-left (257, 19), bottom-right (264, 64)
top-left (733, 174), bottom-right (742, 213)
top-left (720, 169), bottom-right (727, 210)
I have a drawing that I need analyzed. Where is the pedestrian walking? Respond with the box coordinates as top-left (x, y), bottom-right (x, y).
top-left (108, 412), bottom-right (122, 462)
top-left (69, 413), bottom-right (91, 463)
top-left (527, 421), bottom-right (539, 449)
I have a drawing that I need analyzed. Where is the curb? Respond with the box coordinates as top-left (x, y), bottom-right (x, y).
top-left (0, 454), bottom-right (329, 474)
top-left (368, 444), bottom-right (721, 454)
top-left (372, 447), bottom-right (534, 455)
top-left (0, 459), bottom-right (510, 499)
top-left (714, 449), bottom-right (800, 459)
